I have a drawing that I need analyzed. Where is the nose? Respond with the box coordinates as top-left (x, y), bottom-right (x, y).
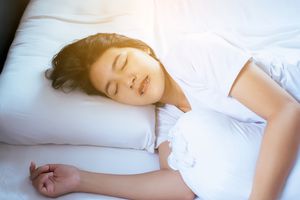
top-left (117, 74), bottom-right (136, 90)
top-left (129, 75), bottom-right (136, 89)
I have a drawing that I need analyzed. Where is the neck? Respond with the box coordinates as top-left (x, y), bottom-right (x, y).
top-left (159, 68), bottom-right (190, 112)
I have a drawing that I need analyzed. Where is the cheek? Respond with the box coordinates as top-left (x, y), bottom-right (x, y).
top-left (149, 83), bottom-right (164, 100)
top-left (116, 91), bottom-right (151, 106)
top-left (113, 90), bottom-right (139, 105)
top-left (146, 75), bottom-right (164, 100)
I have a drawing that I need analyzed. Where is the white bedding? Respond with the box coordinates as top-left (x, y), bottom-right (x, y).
top-left (1, 0), bottom-right (300, 199)
top-left (0, 143), bottom-right (159, 200)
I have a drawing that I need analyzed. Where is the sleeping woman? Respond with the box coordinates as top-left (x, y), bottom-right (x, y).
top-left (29, 33), bottom-right (300, 200)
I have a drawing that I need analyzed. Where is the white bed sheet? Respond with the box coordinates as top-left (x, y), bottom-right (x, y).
top-left (0, 143), bottom-right (159, 200)
top-left (154, 0), bottom-right (300, 61)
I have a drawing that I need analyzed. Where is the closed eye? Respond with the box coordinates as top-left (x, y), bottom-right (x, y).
top-left (121, 56), bottom-right (128, 71)
top-left (107, 82), bottom-right (118, 96)
top-left (114, 83), bottom-right (118, 95)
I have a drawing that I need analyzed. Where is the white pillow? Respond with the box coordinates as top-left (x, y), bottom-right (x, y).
top-left (167, 110), bottom-right (300, 200)
top-left (0, 0), bottom-right (157, 152)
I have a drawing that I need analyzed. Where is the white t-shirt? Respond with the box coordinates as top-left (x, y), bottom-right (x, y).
top-left (155, 33), bottom-right (300, 149)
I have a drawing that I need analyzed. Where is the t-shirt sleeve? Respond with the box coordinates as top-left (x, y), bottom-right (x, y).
top-left (200, 34), bottom-right (251, 95)
top-left (171, 33), bottom-right (252, 96)
top-left (155, 104), bottom-right (182, 149)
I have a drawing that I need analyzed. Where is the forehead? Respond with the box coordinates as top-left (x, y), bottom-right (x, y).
top-left (93, 47), bottom-right (136, 64)
top-left (98, 47), bottom-right (121, 61)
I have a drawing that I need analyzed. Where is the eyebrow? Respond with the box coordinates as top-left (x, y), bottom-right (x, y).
top-left (105, 54), bottom-right (120, 95)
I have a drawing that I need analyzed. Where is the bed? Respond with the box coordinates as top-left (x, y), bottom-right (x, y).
top-left (0, 0), bottom-right (300, 199)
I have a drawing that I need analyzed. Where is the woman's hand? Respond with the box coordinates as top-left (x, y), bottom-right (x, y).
top-left (29, 161), bottom-right (81, 198)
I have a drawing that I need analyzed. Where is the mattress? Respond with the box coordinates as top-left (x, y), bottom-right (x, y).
top-left (1, 0), bottom-right (300, 199)
top-left (0, 143), bottom-right (159, 200)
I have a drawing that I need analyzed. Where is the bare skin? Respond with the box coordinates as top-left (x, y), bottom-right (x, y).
top-left (30, 47), bottom-right (300, 199)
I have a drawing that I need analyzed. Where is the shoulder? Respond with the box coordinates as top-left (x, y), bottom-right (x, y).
top-left (156, 104), bottom-right (183, 122)
top-left (155, 104), bottom-right (183, 149)
top-left (161, 32), bottom-right (241, 70)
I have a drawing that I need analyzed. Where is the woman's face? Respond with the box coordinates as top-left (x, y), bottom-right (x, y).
top-left (89, 47), bottom-right (166, 106)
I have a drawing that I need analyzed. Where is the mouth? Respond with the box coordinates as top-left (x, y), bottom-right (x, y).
top-left (138, 75), bottom-right (150, 96)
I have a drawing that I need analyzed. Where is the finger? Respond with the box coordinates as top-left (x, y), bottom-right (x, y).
top-left (40, 178), bottom-right (54, 196)
top-left (38, 172), bottom-right (54, 192)
top-left (29, 161), bottom-right (36, 180)
top-left (29, 161), bottom-right (36, 174)
top-left (41, 173), bottom-right (55, 197)
top-left (40, 185), bottom-right (48, 196)
top-left (31, 165), bottom-right (50, 180)
top-left (47, 164), bottom-right (60, 172)
top-left (32, 172), bottom-right (44, 189)
top-left (32, 172), bottom-right (53, 191)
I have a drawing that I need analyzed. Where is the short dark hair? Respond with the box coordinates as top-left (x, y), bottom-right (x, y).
top-left (45, 33), bottom-right (159, 96)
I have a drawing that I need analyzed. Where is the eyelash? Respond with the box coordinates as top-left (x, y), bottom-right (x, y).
top-left (120, 57), bottom-right (127, 71)
top-left (114, 57), bottom-right (127, 95)
top-left (114, 83), bottom-right (118, 95)
top-left (108, 54), bottom-right (128, 96)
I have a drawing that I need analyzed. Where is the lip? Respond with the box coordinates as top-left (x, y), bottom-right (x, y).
top-left (138, 75), bottom-right (149, 96)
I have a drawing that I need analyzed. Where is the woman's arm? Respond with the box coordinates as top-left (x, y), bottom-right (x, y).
top-left (77, 141), bottom-right (194, 200)
top-left (229, 60), bottom-right (300, 200)
top-left (30, 141), bottom-right (195, 200)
